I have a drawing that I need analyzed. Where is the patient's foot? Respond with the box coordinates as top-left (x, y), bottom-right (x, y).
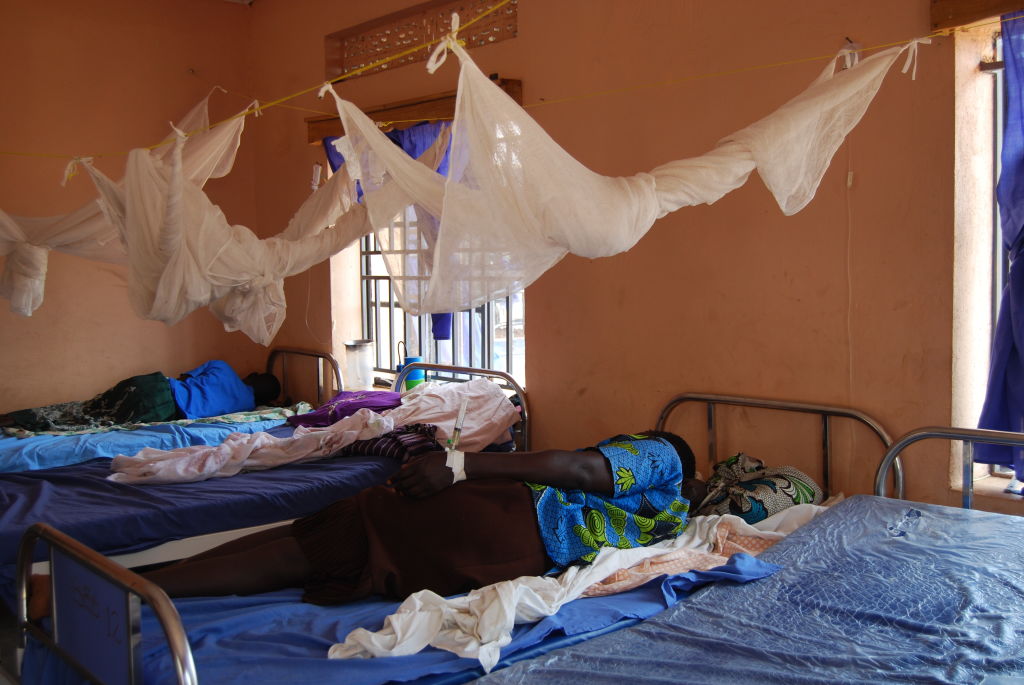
top-left (28, 574), bottom-right (51, 621)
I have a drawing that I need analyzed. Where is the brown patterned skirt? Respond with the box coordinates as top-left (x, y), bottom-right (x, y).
top-left (292, 479), bottom-right (550, 605)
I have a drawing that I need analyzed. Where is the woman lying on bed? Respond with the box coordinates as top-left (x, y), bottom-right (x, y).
top-left (2, 360), bottom-right (280, 433)
top-left (30, 431), bottom-right (707, 617)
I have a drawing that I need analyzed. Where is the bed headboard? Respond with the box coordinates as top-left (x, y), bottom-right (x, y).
top-left (393, 363), bottom-right (529, 452)
top-left (265, 347), bottom-right (342, 408)
top-left (656, 393), bottom-right (901, 500)
top-left (875, 425), bottom-right (1024, 508)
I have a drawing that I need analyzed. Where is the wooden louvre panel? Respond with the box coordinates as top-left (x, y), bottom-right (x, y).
top-left (931, 0), bottom-right (1024, 29)
top-left (324, 0), bottom-right (518, 81)
top-left (305, 77), bottom-right (522, 144)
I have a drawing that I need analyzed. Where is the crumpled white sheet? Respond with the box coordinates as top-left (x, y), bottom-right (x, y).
top-left (329, 503), bottom-right (826, 672)
top-left (108, 377), bottom-right (518, 484)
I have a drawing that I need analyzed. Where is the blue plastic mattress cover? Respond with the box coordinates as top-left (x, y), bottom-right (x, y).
top-left (0, 438), bottom-right (398, 608)
top-left (479, 494), bottom-right (1024, 685)
top-left (0, 413), bottom-right (291, 473)
top-left (20, 553), bottom-right (778, 685)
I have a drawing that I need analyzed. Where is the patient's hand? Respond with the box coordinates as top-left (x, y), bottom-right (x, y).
top-left (389, 451), bottom-right (455, 498)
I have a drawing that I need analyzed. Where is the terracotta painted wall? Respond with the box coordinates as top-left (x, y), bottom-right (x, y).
top-left (0, 0), bottom-right (267, 409)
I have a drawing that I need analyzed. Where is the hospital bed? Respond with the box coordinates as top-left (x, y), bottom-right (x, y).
top-left (1, 361), bottom-right (529, 681)
top-left (0, 360), bottom-right (528, 598)
top-left (0, 347), bottom-right (341, 474)
top-left (0, 348), bottom-right (346, 586)
top-left (20, 392), bottom-right (1006, 685)
top-left (476, 424), bottom-right (1024, 685)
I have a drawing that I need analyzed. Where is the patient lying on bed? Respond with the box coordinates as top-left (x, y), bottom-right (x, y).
top-left (1, 360), bottom-right (280, 433)
top-left (29, 431), bottom-right (707, 618)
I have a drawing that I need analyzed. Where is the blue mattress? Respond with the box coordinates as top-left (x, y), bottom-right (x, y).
top-left (0, 436), bottom-right (398, 609)
top-left (20, 554), bottom-right (777, 685)
top-left (478, 495), bottom-right (1024, 685)
top-left (0, 414), bottom-right (292, 473)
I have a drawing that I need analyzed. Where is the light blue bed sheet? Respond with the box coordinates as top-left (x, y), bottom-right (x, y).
top-left (0, 416), bottom-right (290, 473)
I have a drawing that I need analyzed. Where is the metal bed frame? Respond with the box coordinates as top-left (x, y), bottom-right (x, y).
top-left (875, 425), bottom-right (1024, 508)
top-left (266, 347), bottom-right (342, 408)
top-left (655, 393), bottom-right (901, 500)
top-left (17, 523), bottom-right (197, 685)
top-left (394, 362), bottom-right (530, 451)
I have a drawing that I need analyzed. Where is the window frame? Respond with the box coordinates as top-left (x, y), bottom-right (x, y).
top-left (359, 231), bottom-right (525, 386)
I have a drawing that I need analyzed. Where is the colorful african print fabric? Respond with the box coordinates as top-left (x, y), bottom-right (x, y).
top-left (528, 433), bottom-right (690, 567)
top-left (695, 452), bottom-right (823, 524)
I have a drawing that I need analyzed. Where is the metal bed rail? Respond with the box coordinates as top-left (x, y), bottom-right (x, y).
top-left (266, 347), bottom-right (343, 407)
top-left (16, 522), bottom-right (197, 685)
top-left (874, 425), bottom-right (1024, 509)
top-left (394, 363), bottom-right (530, 451)
top-left (656, 393), bottom-right (901, 500)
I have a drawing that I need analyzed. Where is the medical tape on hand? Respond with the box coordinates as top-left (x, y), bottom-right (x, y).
top-left (445, 449), bottom-right (466, 484)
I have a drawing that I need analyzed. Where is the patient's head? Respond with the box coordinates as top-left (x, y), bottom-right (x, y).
top-left (641, 430), bottom-right (707, 507)
top-left (244, 373), bottom-right (281, 405)
top-left (640, 430), bottom-right (696, 478)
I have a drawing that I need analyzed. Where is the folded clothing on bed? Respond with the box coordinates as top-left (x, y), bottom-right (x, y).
top-left (288, 389), bottom-right (403, 428)
top-left (696, 452), bottom-right (823, 523)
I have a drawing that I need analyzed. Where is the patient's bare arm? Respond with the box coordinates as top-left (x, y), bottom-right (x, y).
top-left (389, 449), bottom-right (614, 498)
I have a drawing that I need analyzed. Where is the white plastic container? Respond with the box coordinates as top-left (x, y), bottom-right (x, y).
top-left (343, 339), bottom-right (374, 390)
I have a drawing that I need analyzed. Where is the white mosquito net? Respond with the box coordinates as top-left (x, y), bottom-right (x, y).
top-left (321, 34), bottom-right (929, 316)
top-left (0, 27), bottom-right (929, 344)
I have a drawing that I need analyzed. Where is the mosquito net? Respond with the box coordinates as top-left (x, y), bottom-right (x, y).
top-left (0, 28), bottom-right (929, 344)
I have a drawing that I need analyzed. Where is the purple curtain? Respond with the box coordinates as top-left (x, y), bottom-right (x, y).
top-left (977, 11), bottom-right (1024, 479)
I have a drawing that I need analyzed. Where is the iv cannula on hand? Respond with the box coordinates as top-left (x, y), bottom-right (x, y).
top-left (447, 398), bottom-right (469, 451)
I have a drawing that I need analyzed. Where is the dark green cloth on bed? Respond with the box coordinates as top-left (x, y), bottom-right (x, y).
top-left (5, 372), bottom-right (178, 432)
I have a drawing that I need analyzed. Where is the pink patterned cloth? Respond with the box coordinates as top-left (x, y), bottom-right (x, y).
top-left (582, 518), bottom-right (782, 597)
top-left (582, 547), bottom-right (729, 596)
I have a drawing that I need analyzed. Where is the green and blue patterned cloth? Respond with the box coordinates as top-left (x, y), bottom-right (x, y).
top-left (529, 433), bottom-right (690, 567)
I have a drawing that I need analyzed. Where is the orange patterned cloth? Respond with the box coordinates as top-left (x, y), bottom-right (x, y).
top-left (713, 520), bottom-right (780, 557)
top-left (582, 518), bottom-right (783, 597)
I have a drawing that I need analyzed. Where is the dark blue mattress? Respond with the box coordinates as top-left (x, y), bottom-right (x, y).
top-left (0, 435), bottom-right (398, 608)
top-left (478, 495), bottom-right (1024, 685)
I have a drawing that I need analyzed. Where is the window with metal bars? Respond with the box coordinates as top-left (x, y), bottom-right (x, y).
top-left (360, 231), bottom-right (525, 385)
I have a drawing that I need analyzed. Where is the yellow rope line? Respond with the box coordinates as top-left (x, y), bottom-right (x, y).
top-left (0, 7), bottom-right (1007, 161)
top-left (200, 0), bottom-right (514, 131)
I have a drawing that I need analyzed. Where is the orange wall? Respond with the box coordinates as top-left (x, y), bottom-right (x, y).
top-left (0, 0), bottom-right (266, 408)
top-left (0, 1), bottom-right (997, 510)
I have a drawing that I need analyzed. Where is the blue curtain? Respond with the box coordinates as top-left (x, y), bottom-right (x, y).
top-left (321, 120), bottom-right (451, 176)
top-left (977, 11), bottom-right (1024, 479)
top-left (322, 121), bottom-right (454, 340)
